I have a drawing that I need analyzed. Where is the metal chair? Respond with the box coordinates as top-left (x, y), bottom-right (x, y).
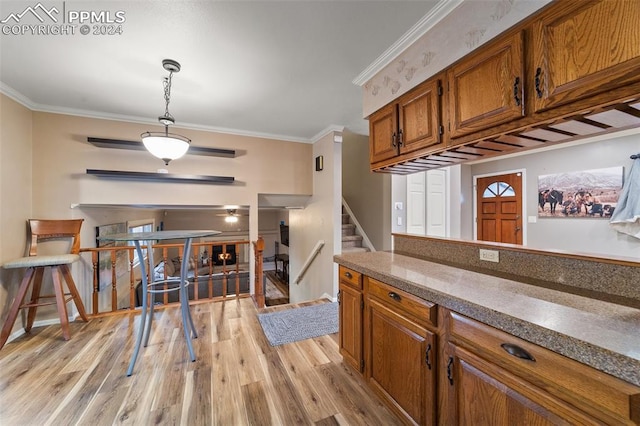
top-left (0, 219), bottom-right (89, 350)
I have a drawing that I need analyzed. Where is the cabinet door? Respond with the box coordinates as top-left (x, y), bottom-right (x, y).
top-left (448, 31), bottom-right (525, 139)
top-left (398, 79), bottom-right (442, 155)
top-left (339, 283), bottom-right (363, 372)
top-left (444, 344), bottom-right (600, 426)
top-left (369, 103), bottom-right (399, 164)
top-left (532, 0), bottom-right (640, 113)
top-left (367, 298), bottom-right (436, 425)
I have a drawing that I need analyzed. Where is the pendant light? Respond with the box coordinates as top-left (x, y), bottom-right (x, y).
top-left (141, 59), bottom-right (191, 165)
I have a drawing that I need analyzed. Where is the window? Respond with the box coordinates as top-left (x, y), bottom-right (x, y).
top-left (127, 219), bottom-right (154, 266)
top-left (483, 181), bottom-right (515, 198)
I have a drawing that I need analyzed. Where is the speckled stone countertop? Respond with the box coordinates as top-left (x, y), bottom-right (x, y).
top-left (334, 251), bottom-right (640, 387)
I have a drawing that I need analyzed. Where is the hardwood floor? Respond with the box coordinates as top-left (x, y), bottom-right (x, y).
top-left (0, 298), bottom-right (401, 425)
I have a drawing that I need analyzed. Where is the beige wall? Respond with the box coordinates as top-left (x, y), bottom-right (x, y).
top-left (289, 131), bottom-right (342, 302)
top-left (0, 95), bottom-right (33, 336)
top-left (342, 130), bottom-right (391, 250)
top-left (1, 94), bottom-right (313, 337)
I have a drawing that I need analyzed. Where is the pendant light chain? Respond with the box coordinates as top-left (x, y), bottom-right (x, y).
top-left (162, 72), bottom-right (174, 123)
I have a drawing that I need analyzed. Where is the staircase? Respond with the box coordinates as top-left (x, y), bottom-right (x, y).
top-left (341, 207), bottom-right (369, 253)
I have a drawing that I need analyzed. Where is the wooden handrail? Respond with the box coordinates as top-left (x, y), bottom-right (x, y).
top-left (294, 240), bottom-right (325, 285)
top-left (79, 240), bottom-right (258, 317)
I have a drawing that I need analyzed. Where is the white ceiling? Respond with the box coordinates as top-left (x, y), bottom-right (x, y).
top-left (0, 0), bottom-right (440, 143)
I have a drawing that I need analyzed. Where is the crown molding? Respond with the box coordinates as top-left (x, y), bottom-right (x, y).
top-left (0, 84), bottom-right (312, 144)
top-left (0, 82), bottom-right (38, 109)
top-left (352, 0), bottom-right (464, 86)
top-left (311, 125), bottom-right (345, 144)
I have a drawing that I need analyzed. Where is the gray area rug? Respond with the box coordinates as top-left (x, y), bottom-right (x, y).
top-left (258, 302), bottom-right (338, 346)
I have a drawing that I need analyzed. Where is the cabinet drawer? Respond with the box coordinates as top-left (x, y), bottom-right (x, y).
top-left (367, 277), bottom-right (437, 328)
top-left (449, 311), bottom-right (640, 425)
top-left (338, 266), bottom-right (362, 290)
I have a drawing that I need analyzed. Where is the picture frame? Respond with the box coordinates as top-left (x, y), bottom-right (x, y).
top-left (537, 166), bottom-right (623, 218)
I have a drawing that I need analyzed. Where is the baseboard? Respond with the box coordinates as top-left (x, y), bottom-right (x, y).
top-left (6, 314), bottom-right (79, 343)
top-left (321, 292), bottom-right (337, 303)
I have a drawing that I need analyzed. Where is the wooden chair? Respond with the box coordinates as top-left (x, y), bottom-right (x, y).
top-left (0, 219), bottom-right (89, 350)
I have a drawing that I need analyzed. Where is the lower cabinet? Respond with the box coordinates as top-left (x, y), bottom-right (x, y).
top-left (443, 310), bottom-right (640, 425)
top-left (367, 298), bottom-right (436, 425)
top-left (338, 282), bottom-right (363, 372)
top-left (365, 278), bottom-right (437, 426)
top-left (444, 343), bottom-right (600, 425)
top-left (336, 265), bottom-right (640, 425)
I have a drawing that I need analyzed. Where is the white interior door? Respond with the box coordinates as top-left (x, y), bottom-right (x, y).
top-left (426, 169), bottom-right (447, 237)
top-left (406, 171), bottom-right (426, 234)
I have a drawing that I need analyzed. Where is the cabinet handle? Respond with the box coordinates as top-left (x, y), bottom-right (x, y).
top-left (501, 343), bottom-right (536, 362)
top-left (398, 129), bottom-right (404, 147)
top-left (447, 357), bottom-right (454, 385)
top-left (388, 292), bottom-right (401, 302)
top-left (392, 132), bottom-right (397, 148)
top-left (425, 344), bottom-right (432, 370)
top-left (344, 271), bottom-right (352, 279)
top-left (535, 67), bottom-right (543, 98)
top-left (513, 76), bottom-right (521, 106)
top-left (337, 290), bottom-right (341, 304)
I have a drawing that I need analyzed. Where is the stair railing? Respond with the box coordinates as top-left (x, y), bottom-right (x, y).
top-left (342, 198), bottom-right (376, 252)
top-left (294, 240), bottom-right (325, 285)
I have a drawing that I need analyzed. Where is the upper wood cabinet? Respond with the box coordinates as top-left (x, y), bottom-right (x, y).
top-left (447, 31), bottom-right (525, 139)
top-left (532, 0), bottom-right (640, 113)
top-left (369, 78), bottom-right (443, 165)
top-left (367, 0), bottom-right (640, 173)
top-left (369, 103), bottom-right (398, 165)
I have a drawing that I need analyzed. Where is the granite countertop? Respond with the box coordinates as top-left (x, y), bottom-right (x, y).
top-left (334, 251), bottom-right (640, 387)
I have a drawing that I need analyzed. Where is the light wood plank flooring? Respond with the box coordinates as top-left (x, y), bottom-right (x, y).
top-left (0, 298), bottom-right (401, 425)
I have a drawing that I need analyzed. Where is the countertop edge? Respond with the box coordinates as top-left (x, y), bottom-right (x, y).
top-left (334, 253), bottom-right (640, 387)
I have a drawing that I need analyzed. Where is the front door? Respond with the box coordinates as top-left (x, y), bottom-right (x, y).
top-left (476, 172), bottom-right (523, 244)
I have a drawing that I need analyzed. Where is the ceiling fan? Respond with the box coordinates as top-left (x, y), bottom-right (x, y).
top-left (216, 209), bottom-right (248, 223)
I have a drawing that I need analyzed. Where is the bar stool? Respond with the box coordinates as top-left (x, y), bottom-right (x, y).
top-left (0, 219), bottom-right (89, 350)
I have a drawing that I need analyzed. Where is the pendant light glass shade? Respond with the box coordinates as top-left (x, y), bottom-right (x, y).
top-left (141, 130), bottom-right (190, 165)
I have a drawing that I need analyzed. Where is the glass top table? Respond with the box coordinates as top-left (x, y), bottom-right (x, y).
top-left (99, 229), bottom-right (220, 376)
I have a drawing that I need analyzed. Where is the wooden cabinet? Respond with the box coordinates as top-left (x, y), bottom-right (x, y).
top-left (367, 0), bottom-right (640, 173)
top-left (447, 31), bottom-right (525, 139)
top-left (335, 264), bottom-right (640, 425)
top-left (444, 342), bottom-right (600, 425)
top-left (443, 310), bottom-right (640, 425)
top-left (369, 77), bottom-right (443, 166)
top-left (369, 103), bottom-right (398, 164)
top-left (338, 266), bottom-right (363, 372)
top-left (365, 278), bottom-right (437, 426)
top-left (531, 0), bottom-right (640, 113)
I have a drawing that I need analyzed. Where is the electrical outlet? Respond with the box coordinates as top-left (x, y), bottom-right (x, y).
top-left (479, 249), bottom-right (499, 263)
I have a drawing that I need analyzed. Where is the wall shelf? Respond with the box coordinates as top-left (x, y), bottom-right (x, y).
top-left (87, 137), bottom-right (236, 158)
top-left (86, 169), bottom-right (235, 184)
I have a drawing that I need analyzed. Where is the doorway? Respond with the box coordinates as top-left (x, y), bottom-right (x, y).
top-left (475, 171), bottom-right (524, 244)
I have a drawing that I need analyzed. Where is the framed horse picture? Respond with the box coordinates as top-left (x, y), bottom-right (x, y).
top-left (537, 167), bottom-right (623, 218)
